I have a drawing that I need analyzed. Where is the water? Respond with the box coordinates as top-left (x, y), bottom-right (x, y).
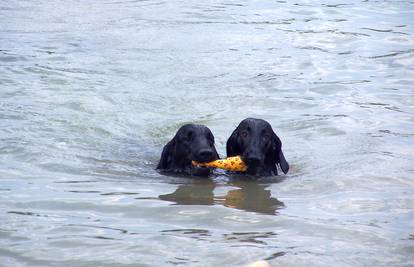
top-left (1, 0), bottom-right (414, 266)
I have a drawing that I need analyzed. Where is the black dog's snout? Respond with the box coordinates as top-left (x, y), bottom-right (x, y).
top-left (245, 156), bottom-right (261, 166)
top-left (197, 149), bottom-right (215, 162)
top-left (244, 153), bottom-right (263, 175)
top-left (244, 150), bottom-right (263, 167)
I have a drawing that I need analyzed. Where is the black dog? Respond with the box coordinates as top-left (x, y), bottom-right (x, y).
top-left (157, 124), bottom-right (219, 176)
top-left (226, 118), bottom-right (289, 176)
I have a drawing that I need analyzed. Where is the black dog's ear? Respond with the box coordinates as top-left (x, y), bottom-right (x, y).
top-left (278, 149), bottom-right (289, 174)
top-left (213, 146), bottom-right (220, 159)
top-left (226, 128), bottom-right (241, 157)
top-left (209, 133), bottom-right (220, 159)
top-left (157, 139), bottom-right (175, 170)
top-left (271, 135), bottom-right (289, 174)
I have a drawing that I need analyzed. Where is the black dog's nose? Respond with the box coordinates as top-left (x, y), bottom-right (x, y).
top-left (198, 149), bottom-right (214, 162)
top-left (246, 156), bottom-right (261, 166)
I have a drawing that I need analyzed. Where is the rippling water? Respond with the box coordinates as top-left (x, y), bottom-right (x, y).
top-left (1, 0), bottom-right (414, 266)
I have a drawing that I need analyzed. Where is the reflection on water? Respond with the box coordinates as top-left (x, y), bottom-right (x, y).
top-left (159, 181), bottom-right (216, 205)
top-left (159, 180), bottom-right (284, 215)
top-left (222, 182), bottom-right (284, 215)
top-left (1, 0), bottom-right (414, 266)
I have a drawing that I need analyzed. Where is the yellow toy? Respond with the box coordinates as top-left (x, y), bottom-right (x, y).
top-left (192, 156), bottom-right (247, 172)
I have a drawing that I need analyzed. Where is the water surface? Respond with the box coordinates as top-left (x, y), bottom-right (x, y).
top-left (1, 0), bottom-right (414, 266)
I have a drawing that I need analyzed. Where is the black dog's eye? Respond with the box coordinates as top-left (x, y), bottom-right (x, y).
top-left (262, 133), bottom-right (270, 142)
top-left (240, 130), bottom-right (248, 138)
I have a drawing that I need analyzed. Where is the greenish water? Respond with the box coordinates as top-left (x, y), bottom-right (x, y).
top-left (1, 0), bottom-right (414, 266)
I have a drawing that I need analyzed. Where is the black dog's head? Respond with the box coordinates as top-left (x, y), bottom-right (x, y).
top-left (157, 124), bottom-right (219, 176)
top-left (226, 118), bottom-right (289, 176)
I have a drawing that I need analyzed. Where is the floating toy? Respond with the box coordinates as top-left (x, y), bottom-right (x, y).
top-left (192, 156), bottom-right (247, 172)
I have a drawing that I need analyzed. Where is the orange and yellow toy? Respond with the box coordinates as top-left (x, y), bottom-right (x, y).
top-left (192, 156), bottom-right (247, 172)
